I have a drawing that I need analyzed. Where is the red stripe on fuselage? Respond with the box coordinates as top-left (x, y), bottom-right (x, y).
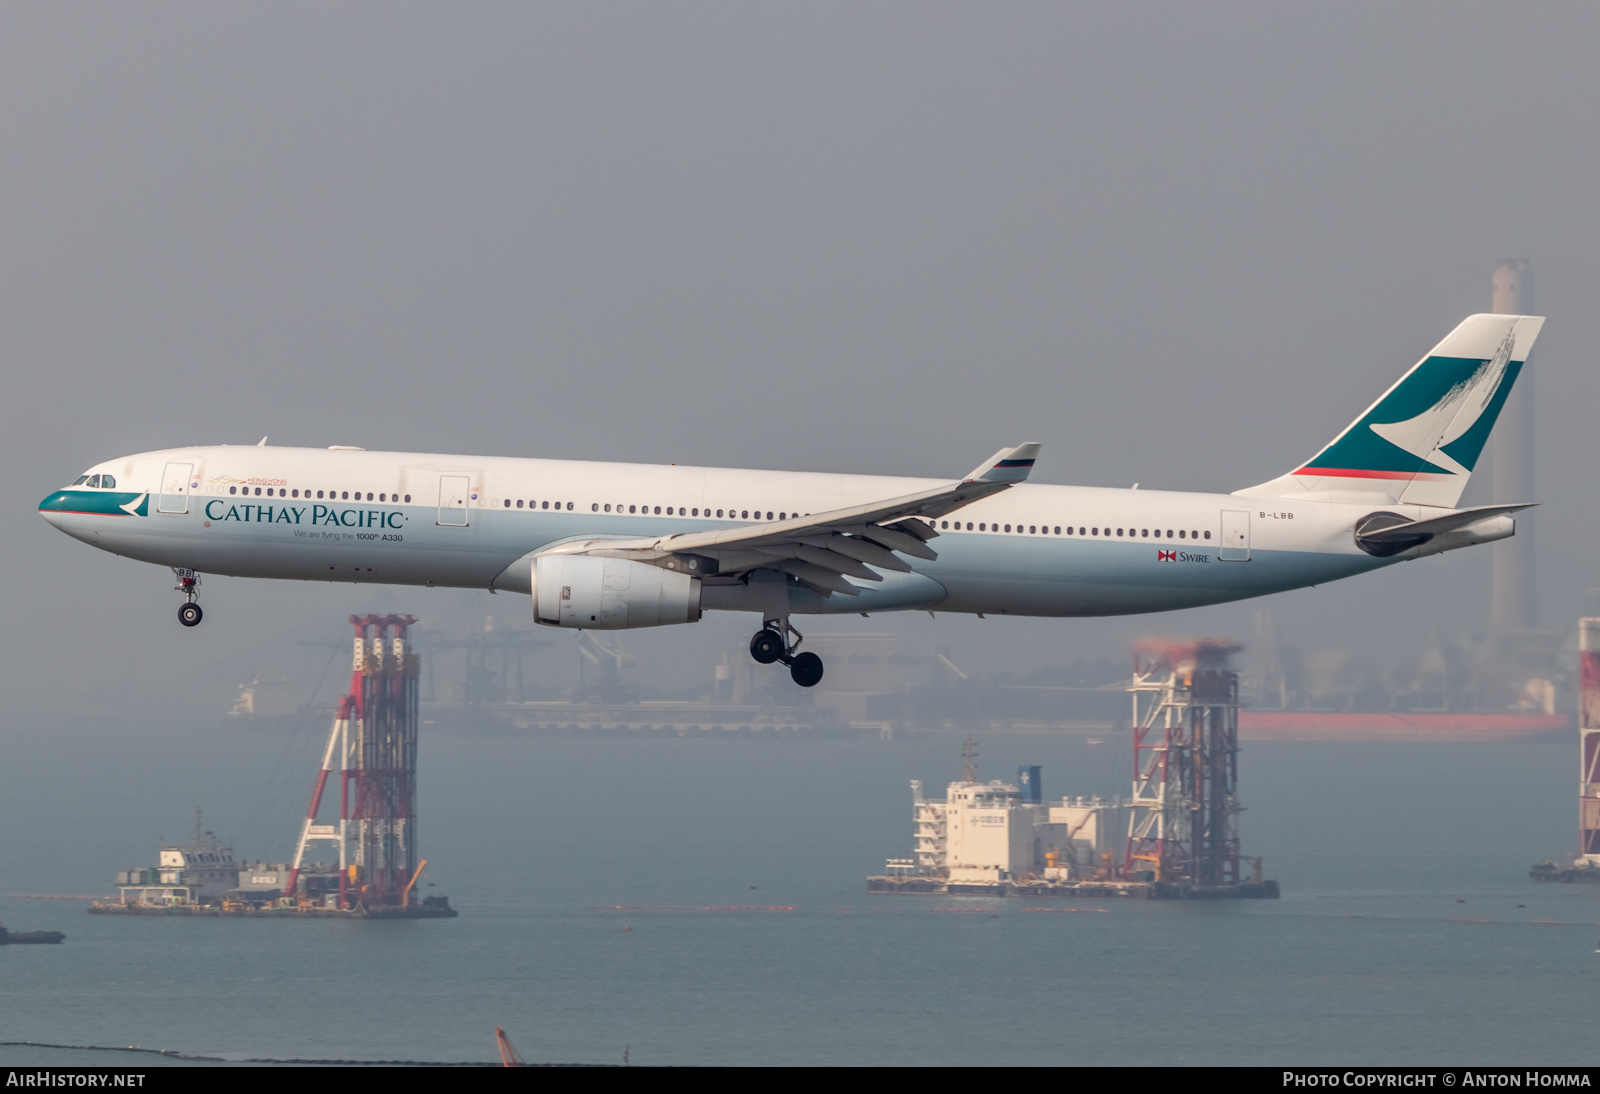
top-left (1293, 467), bottom-right (1452, 481)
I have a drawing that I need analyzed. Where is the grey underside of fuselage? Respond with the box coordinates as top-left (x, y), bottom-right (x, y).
top-left (63, 506), bottom-right (1391, 619)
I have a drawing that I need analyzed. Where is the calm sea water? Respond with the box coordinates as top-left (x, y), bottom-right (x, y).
top-left (0, 722), bottom-right (1592, 1067)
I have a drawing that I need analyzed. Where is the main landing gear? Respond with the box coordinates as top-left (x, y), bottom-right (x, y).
top-left (749, 619), bottom-right (824, 688)
top-left (174, 568), bottom-right (203, 627)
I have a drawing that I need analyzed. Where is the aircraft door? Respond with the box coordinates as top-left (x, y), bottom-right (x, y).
top-left (437, 474), bottom-right (471, 527)
top-left (1220, 510), bottom-right (1250, 561)
top-left (157, 462), bottom-right (194, 514)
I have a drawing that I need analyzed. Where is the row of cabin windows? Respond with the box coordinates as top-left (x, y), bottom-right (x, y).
top-left (72, 474), bottom-right (117, 488)
top-left (201, 484), bottom-right (1211, 543)
top-left (500, 500), bottom-right (802, 521)
top-left (227, 486), bottom-right (412, 502)
top-left (937, 520), bottom-right (1211, 541)
top-left (483, 500), bottom-right (1208, 541)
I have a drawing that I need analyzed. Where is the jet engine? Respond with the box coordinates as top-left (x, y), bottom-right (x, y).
top-left (532, 554), bottom-right (702, 629)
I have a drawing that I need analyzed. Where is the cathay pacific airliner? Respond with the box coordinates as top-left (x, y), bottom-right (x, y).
top-left (40, 313), bottom-right (1543, 687)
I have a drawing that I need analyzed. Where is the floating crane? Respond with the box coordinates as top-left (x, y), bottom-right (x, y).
top-left (495, 1027), bottom-right (525, 1067)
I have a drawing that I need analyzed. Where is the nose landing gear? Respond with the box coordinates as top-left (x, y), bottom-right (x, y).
top-left (749, 619), bottom-right (824, 688)
top-left (174, 568), bottom-right (203, 627)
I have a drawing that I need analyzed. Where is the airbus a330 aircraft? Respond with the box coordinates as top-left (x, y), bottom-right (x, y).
top-left (40, 313), bottom-right (1542, 687)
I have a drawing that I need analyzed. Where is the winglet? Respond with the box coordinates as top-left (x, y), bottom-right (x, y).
top-left (965, 443), bottom-right (1041, 484)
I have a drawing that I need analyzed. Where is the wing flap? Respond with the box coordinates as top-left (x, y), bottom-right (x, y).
top-left (776, 559), bottom-right (862, 595)
top-left (852, 523), bottom-right (938, 560)
top-left (794, 534), bottom-right (913, 572)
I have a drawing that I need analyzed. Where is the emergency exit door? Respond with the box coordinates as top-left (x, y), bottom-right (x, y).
top-left (1220, 510), bottom-right (1250, 561)
top-left (437, 475), bottom-right (471, 527)
top-left (157, 462), bottom-right (193, 514)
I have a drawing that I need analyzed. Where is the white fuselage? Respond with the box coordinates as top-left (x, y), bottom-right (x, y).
top-left (38, 444), bottom-right (1431, 620)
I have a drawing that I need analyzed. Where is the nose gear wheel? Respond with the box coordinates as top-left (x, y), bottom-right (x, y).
top-left (173, 568), bottom-right (202, 627)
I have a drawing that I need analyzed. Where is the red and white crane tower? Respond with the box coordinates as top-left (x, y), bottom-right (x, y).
top-left (1578, 619), bottom-right (1600, 865)
top-left (287, 614), bottom-right (421, 910)
top-left (1123, 639), bottom-right (1244, 889)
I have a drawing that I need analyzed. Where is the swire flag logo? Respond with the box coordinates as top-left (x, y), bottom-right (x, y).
top-left (1157, 550), bottom-right (1177, 562)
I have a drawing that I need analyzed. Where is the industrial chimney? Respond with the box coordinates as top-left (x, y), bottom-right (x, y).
top-left (1490, 259), bottom-right (1536, 632)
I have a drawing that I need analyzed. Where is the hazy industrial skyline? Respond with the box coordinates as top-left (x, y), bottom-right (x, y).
top-left (5, 4), bottom-right (1599, 721)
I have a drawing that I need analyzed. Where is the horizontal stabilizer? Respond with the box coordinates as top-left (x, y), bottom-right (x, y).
top-left (1354, 503), bottom-right (1533, 557)
top-left (1374, 503), bottom-right (1534, 540)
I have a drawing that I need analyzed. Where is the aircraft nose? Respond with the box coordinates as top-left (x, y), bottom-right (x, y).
top-left (39, 495), bottom-right (73, 534)
top-left (38, 491), bottom-right (71, 528)
top-left (38, 490), bottom-right (90, 537)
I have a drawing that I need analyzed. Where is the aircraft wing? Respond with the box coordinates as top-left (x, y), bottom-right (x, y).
top-left (546, 443), bottom-right (1040, 597)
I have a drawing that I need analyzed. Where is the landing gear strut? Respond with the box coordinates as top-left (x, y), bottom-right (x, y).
top-left (749, 619), bottom-right (824, 688)
top-left (175, 568), bottom-right (203, 627)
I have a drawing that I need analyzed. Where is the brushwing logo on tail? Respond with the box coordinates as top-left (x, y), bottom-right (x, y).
top-left (1365, 327), bottom-right (1516, 479)
top-left (1297, 331), bottom-right (1523, 485)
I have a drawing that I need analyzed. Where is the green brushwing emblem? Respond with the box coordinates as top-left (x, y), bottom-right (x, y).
top-left (1302, 343), bottom-right (1521, 478)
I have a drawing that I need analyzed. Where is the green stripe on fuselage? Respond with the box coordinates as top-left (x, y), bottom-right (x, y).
top-left (38, 490), bottom-right (148, 517)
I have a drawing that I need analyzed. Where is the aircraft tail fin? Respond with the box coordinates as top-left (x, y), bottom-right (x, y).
top-left (1234, 314), bottom-right (1544, 508)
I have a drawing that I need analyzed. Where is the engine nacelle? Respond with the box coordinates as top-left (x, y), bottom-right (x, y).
top-left (532, 554), bottom-right (702, 629)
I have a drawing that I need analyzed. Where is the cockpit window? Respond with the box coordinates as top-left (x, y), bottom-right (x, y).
top-left (100, 475), bottom-right (115, 488)
top-left (72, 475), bottom-right (89, 486)
top-left (85, 475), bottom-right (101, 488)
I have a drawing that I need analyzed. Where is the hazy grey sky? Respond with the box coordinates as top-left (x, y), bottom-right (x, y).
top-left (5, 3), bottom-right (1599, 717)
